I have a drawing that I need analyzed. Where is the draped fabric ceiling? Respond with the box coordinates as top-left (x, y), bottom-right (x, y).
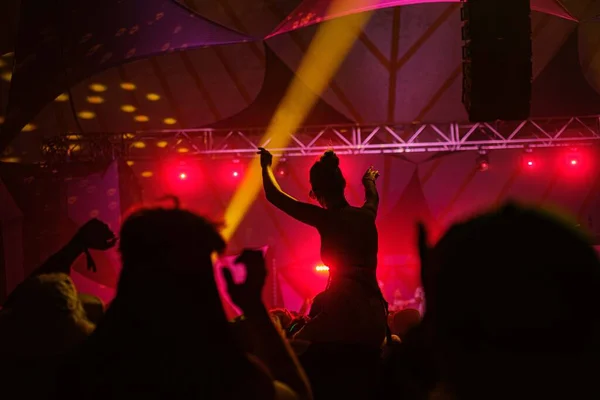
top-left (1, 0), bottom-right (600, 155)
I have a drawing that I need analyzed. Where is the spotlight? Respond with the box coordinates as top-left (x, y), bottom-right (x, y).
top-left (522, 148), bottom-right (536, 169)
top-left (315, 265), bottom-right (329, 272)
top-left (476, 151), bottom-right (489, 172)
top-left (231, 156), bottom-right (242, 179)
top-left (276, 157), bottom-right (288, 177)
top-left (565, 149), bottom-right (581, 168)
top-left (162, 157), bottom-right (202, 193)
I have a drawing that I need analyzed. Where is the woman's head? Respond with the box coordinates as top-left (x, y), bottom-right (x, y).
top-left (309, 150), bottom-right (346, 208)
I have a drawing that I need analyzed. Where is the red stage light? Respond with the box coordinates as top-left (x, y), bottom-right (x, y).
top-left (565, 151), bottom-right (581, 168)
top-left (276, 158), bottom-right (288, 177)
top-left (523, 157), bottom-right (535, 169)
top-left (179, 172), bottom-right (187, 180)
top-left (476, 153), bottom-right (489, 172)
top-left (232, 171), bottom-right (239, 178)
top-left (521, 149), bottom-right (536, 170)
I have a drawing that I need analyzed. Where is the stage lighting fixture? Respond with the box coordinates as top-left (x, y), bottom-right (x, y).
top-left (522, 148), bottom-right (536, 169)
top-left (276, 157), bottom-right (288, 177)
top-left (232, 157), bottom-right (242, 178)
top-left (565, 149), bottom-right (581, 167)
top-left (179, 172), bottom-right (187, 180)
top-left (476, 151), bottom-right (489, 172)
top-left (315, 265), bottom-right (329, 272)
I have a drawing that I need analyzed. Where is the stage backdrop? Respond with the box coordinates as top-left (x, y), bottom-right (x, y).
top-left (130, 147), bottom-right (600, 311)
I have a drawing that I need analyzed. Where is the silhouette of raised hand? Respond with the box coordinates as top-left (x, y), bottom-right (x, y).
top-left (223, 249), bottom-right (267, 312)
top-left (74, 218), bottom-right (117, 251)
top-left (363, 165), bottom-right (380, 183)
top-left (258, 147), bottom-right (273, 168)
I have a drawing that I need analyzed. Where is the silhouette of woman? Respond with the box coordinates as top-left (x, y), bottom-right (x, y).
top-left (259, 148), bottom-right (387, 346)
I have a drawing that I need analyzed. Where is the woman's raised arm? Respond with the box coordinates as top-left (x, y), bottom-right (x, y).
top-left (259, 148), bottom-right (325, 227)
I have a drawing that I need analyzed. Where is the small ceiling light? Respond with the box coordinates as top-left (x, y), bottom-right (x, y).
top-left (86, 96), bottom-right (104, 104)
top-left (146, 93), bottom-right (160, 101)
top-left (120, 82), bottom-right (136, 90)
top-left (121, 105), bottom-right (136, 113)
top-left (89, 83), bottom-right (107, 92)
top-left (78, 111), bottom-right (96, 120)
top-left (476, 150), bottom-right (489, 172)
top-left (134, 115), bottom-right (149, 122)
top-left (55, 93), bottom-right (69, 102)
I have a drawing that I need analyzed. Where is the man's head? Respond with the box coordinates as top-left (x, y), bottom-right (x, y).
top-left (420, 203), bottom-right (600, 397)
top-left (119, 206), bottom-right (225, 276)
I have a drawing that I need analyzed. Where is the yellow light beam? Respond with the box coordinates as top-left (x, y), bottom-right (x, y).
top-left (221, 0), bottom-right (375, 241)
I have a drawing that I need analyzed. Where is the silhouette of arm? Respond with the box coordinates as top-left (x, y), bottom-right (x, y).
top-left (33, 238), bottom-right (84, 276)
top-left (243, 303), bottom-right (313, 400)
top-left (262, 166), bottom-right (324, 227)
top-left (362, 178), bottom-right (379, 216)
top-left (225, 251), bottom-right (312, 400)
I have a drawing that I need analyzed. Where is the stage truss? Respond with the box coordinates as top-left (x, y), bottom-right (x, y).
top-left (52, 115), bottom-right (600, 160)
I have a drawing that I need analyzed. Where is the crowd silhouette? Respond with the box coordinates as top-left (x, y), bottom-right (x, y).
top-left (1, 149), bottom-right (599, 400)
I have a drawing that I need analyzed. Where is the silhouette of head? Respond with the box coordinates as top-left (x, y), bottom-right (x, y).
top-left (59, 207), bottom-right (259, 398)
top-left (78, 293), bottom-right (105, 325)
top-left (117, 206), bottom-right (226, 321)
top-left (309, 150), bottom-right (346, 208)
top-left (420, 203), bottom-right (600, 398)
top-left (119, 206), bottom-right (225, 274)
top-left (390, 309), bottom-right (421, 341)
top-left (0, 273), bottom-right (93, 356)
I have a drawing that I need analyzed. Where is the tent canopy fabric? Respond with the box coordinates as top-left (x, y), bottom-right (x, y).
top-left (268, 0), bottom-right (577, 38)
top-left (0, 0), bottom-right (252, 150)
top-left (1, 0), bottom-right (600, 156)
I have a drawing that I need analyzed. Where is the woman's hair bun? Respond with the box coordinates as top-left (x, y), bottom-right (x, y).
top-left (320, 150), bottom-right (340, 169)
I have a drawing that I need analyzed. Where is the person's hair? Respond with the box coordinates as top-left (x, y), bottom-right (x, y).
top-left (78, 293), bottom-right (105, 325)
top-left (310, 150), bottom-right (346, 201)
top-left (115, 206), bottom-right (228, 326)
top-left (390, 309), bottom-right (421, 340)
top-left (422, 203), bottom-right (600, 398)
top-left (0, 273), bottom-right (94, 356)
top-left (119, 206), bottom-right (225, 275)
top-left (64, 206), bottom-right (254, 397)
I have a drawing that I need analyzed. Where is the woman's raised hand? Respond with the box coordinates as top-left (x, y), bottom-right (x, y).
top-left (74, 218), bottom-right (117, 251)
top-left (363, 165), bottom-right (380, 184)
top-left (257, 147), bottom-right (273, 168)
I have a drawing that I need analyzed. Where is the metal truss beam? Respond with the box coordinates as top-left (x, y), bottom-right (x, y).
top-left (55, 115), bottom-right (600, 160)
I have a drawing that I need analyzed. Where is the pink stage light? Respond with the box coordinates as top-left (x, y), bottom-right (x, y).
top-left (476, 153), bottom-right (489, 172)
top-left (276, 158), bottom-right (288, 177)
top-left (523, 157), bottom-right (535, 169)
top-left (566, 151), bottom-right (581, 168)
